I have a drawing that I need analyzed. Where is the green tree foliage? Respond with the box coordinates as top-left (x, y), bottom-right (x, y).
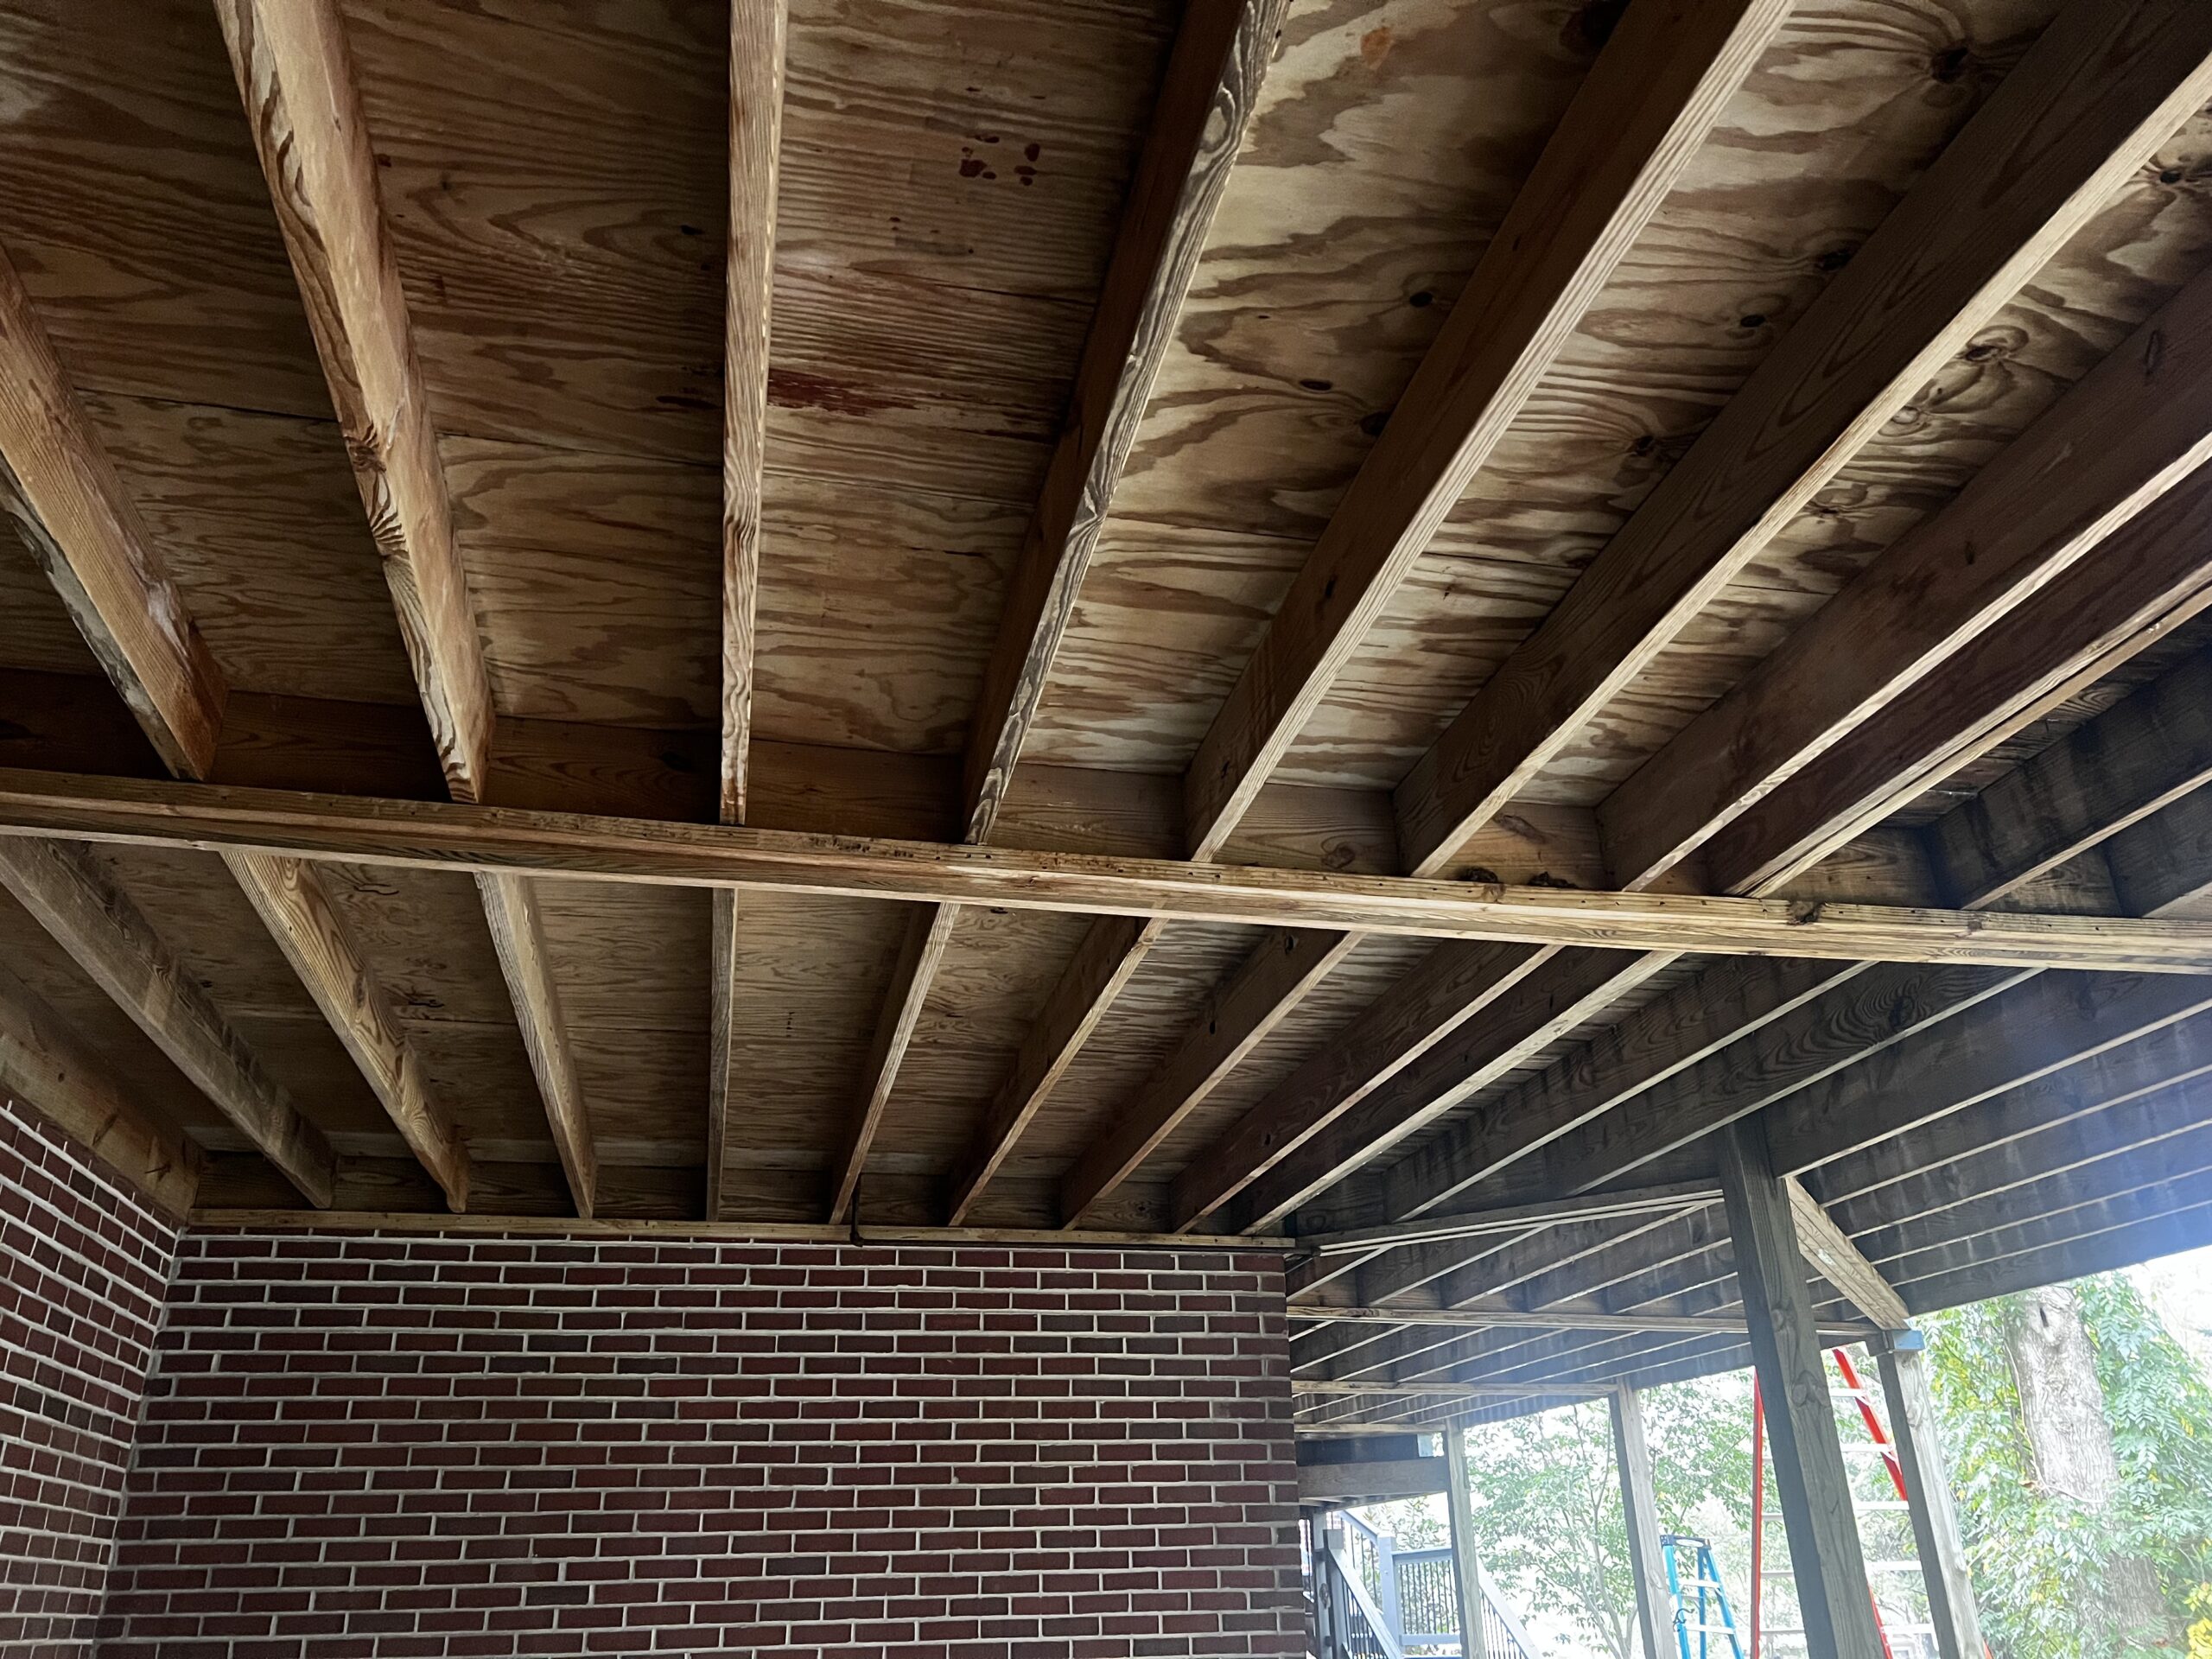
top-left (1923, 1274), bottom-right (2212, 1659)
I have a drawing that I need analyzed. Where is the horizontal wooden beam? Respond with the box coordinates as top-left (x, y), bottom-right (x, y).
top-left (188, 1208), bottom-right (1291, 1250)
top-left (1294, 1380), bottom-right (1611, 1402)
top-left (1297, 1181), bottom-right (1719, 1258)
top-left (1287, 1305), bottom-right (1878, 1340)
top-left (1785, 1174), bottom-right (1910, 1330)
top-left (4, 770), bottom-right (2212, 971)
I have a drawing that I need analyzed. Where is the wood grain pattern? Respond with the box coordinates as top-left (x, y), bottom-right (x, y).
top-left (827, 900), bottom-right (959, 1224)
top-left (9, 768), bottom-right (2212, 970)
top-left (0, 240), bottom-right (226, 778)
top-left (0, 955), bottom-right (203, 1217)
top-left (1716, 1116), bottom-right (1889, 1659)
top-left (1604, 264), bottom-right (2212, 887)
top-left (830, 0), bottom-right (1285, 1221)
top-left (1707, 461), bottom-right (2212, 894)
top-left (215, 0), bottom-right (493, 799)
top-left (721, 0), bottom-right (785, 825)
top-left (1182, 0), bottom-right (1789, 860)
top-left (1208, 338), bottom-right (2212, 1238)
top-left (963, 0), bottom-right (1287, 842)
top-left (475, 868), bottom-right (594, 1217)
top-left (944, 912), bottom-right (1164, 1223)
top-left (1925, 645), bottom-right (2212, 909)
top-left (226, 849), bottom-right (467, 1209)
top-left (1394, 0), bottom-right (2212, 876)
top-left (1784, 1175), bottom-right (1909, 1328)
top-left (1058, 924), bottom-right (1357, 1224)
top-left (0, 836), bottom-right (334, 1205)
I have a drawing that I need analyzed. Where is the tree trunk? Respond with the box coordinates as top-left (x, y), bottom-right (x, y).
top-left (2004, 1283), bottom-right (2177, 1649)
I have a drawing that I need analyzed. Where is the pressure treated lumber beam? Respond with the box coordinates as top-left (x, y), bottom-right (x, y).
top-left (944, 912), bottom-right (1162, 1224)
top-left (1785, 1176), bottom-right (1909, 1329)
top-left (0, 243), bottom-right (226, 780)
top-left (1286, 1304), bottom-right (1878, 1339)
top-left (1349, 980), bottom-right (2212, 1393)
top-left (838, 0), bottom-right (1287, 1223)
top-left (226, 850), bottom-right (468, 1211)
top-left (0, 957), bottom-right (203, 1218)
top-left (1184, 0), bottom-right (1787, 858)
top-left (1298, 1180), bottom-right (1719, 1257)
top-left (0, 838), bottom-right (334, 1207)
top-left (1394, 0), bottom-right (2212, 877)
top-left (219, 0), bottom-right (592, 1216)
top-left (1717, 1121), bottom-right (1887, 1659)
top-left (1057, 0), bottom-right (1787, 1224)
top-left (1212, 291), bottom-right (2212, 1236)
top-left (708, 0), bottom-right (788, 1220)
top-left (10, 771), bottom-right (2212, 969)
top-left (1384, 1021), bottom-right (2212, 1397)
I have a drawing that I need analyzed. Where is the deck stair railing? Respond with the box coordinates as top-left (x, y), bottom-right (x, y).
top-left (1314, 1511), bottom-right (1535, 1659)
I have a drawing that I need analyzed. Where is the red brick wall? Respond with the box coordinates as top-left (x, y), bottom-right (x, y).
top-left (97, 1232), bottom-right (1304, 1657)
top-left (0, 1098), bottom-right (181, 1656)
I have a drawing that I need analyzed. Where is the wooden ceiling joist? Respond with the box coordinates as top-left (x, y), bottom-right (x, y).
top-left (10, 772), bottom-right (2212, 972)
top-left (1348, 720), bottom-right (2212, 1317)
top-left (1206, 256), bottom-right (2212, 1237)
top-left (835, 0), bottom-right (1288, 1224)
top-left (227, 849), bottom-right (468, 1211)
top-left (218, 0), bottom-right (595, 1217)
top-left (707, 0), bottom-right (788, 1222)
top-left (1606, 263), bottom-right (2212, 891)
top-left (0, 837), bottom-right (335, 1208)
top-left (1188, 0), bottom-right (2212, 1245)
top-left (0, 956), bottom-right (203, 1219)
top-left (1363, 1010), bottom-right (2212, 1395)
top-left (0, 243), bottom-right (226, 781)
top-left (1180, 0), bottom-right (1789, 860)
top-left (1310, 810), bottom-right (2212, 1383)
top-left (1385, 639), bottom-right (2212, 1236)
top-left (1392, 0), bottom-right (2212, 878)
top-left (1056, 0), bottom-right (1789, 1224)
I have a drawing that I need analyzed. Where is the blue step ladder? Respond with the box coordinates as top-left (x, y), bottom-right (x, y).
top-left (1661, 1534), bottom-right (1745, 1659)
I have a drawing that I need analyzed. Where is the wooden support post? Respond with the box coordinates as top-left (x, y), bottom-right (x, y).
top-left (1611, 1386), bottom-right (1675, 1659)
top-left (1717, 1117), bottom-right (1886, 1659)
top-left (1442, 1424), bottom-right (1485, 1658)
top-left (1875, 1337), bottom-right (1986, 1659)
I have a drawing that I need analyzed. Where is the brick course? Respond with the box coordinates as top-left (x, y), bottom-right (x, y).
top-left (0, 1098), bottom-right (182, 1657)
top-left (95, 1231), bottom-right (1305, 1657)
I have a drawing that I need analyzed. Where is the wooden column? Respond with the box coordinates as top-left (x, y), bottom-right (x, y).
top-left (1875, 1335), bottom-right (1986, 1659)
top-left (1717, 1118), bottom-right (1885, 1659)
top-left (1442, 1424), bottom-right (1486, 1656)
top-left (1611, 1386), bottom-right (1675, 1659)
